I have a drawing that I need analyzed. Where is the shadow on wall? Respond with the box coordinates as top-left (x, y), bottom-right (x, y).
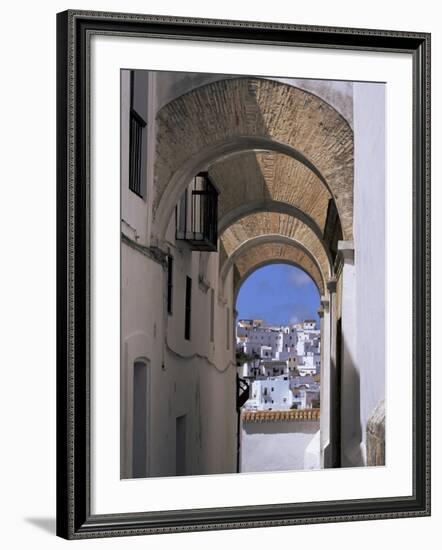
top-left (24, 517), bottom-right (56, 535)
top-left (210, 150), bottom-right (273, 220)
top-left (339, 350), bottom-right (386, 468)
top-left (338, 331), bottom-right (363, 468)
top-left (339, 330), bottom-right (385, 468)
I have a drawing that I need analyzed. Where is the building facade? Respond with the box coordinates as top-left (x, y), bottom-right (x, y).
top-left (236, 319), bottom-right (320, 376)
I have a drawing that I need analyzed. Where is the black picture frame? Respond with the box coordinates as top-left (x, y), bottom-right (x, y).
top-left (56, 9), bottom-right (431, 540)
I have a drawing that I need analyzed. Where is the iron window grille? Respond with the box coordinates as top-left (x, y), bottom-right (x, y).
top-left (175, 172), bottom-right (218, 251)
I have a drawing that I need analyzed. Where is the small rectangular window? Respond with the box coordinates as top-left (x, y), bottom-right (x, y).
top-left (176, 188), bottom-right (188, 239)
top-left (226, 307), bottom-right (230, 350)
top-left (129, 110), bottom-right (146, 196)
top-left (210, 288), bottom-right (215, 343)
top-left (184, 276), bottom-right (192, 340)
top-left (167, 255), bottom-right (173, 315)
top-left (129, 71), bottom-right (147, 198)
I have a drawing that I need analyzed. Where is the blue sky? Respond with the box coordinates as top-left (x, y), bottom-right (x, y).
top-left (236, 264), bottom-right (320, 326)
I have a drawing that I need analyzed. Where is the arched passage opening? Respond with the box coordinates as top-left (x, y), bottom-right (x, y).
top-left (235, 263), bottom-right (322, 473)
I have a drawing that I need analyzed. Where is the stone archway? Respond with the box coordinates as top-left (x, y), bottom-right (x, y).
top-left (153, 77), bottom-right (353, 242)
top-left (230, 240), bottom-right (325, 298)
top-left (220, 211), bottom-right (332, 284)
top-left (213, 151), bottom-right (332, 237)
top-left (221, 234), bottom-right (326, 294)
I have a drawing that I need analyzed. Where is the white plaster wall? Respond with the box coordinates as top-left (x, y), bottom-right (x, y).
top-left (162, 219), bottom-right (238, 476)
top-left (121, 244), bottom-right (165, 477)
top-left (353, 83), bottom-right (386, 460)
top-left (121, 230), bottom-right (238, 477)
top-left (304, 430), bottom-right (321, 469)
top-left (120, 71), bottom-right (238, 478)
top-left (240, 421), bottom-right (320, 472)
top-left (122, 213), bottom-right (238, 477)
top-left (121, 70), bottom-right (159, 248)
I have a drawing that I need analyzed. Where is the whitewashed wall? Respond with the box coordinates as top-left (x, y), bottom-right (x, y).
top-left (240, 420), bottom-right (320, 472)
top-left (121, 221), bottom-right (238, 477)
top-left (121, 69), bottom-right (237, 478)
top-left (353, 82), bottom-right (386, 463)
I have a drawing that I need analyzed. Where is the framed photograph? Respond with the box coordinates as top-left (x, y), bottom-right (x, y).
top-left (56, 9), bottom-right (430, 539)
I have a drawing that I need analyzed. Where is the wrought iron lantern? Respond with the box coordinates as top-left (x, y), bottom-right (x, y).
top-left (175, 172), bottom-right (219, 251)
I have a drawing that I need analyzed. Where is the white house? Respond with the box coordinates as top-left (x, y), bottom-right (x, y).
top-left (248, 379), bottom-right (294, 410)
top-left (237, 320), bottom-right (318, 374)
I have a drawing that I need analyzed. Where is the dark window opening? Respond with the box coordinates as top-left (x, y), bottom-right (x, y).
top-left (129, 110), bottom-right (146, 196)
top-left (129, 71), bottom-right (147, 198)
top-left (184, 276), bottom-right (192, 340)
top-left (210, 288), bottom-right (215, 343)
top-left (167, 254), bottom-right (173, 315)
top-left (226, 308), bottom-right (230, 350)
top-left (323, 198), bottom-right (343, 263)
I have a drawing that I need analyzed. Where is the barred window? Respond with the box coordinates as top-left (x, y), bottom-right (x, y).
top-left (129, 71), bottom-right (147, 198)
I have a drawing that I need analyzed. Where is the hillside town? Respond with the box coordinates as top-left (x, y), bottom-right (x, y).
top-left (236, 319), bottom-right (321, 412)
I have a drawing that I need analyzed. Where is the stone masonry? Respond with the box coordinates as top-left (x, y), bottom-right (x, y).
top-left (154, 78), bottom-right (354, 239)
top-left (366, 400), bottom-right (385, 466)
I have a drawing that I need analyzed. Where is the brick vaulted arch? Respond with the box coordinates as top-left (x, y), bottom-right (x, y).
top-left (220, 212), bottom-right (331, 283)
top-left (153, 77), bottom-right (353, 241)
top-left (212, 151), bottom-right (332, 235)
top-left (231, 241), bottom-right (325, 298)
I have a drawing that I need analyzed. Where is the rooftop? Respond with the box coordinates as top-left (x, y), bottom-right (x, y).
top-left (241, 409), bottom-right (320, 423)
